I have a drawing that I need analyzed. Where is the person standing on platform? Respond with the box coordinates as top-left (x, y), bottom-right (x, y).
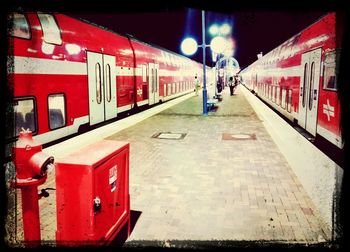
top-left (195, 75), bottom-right (201, 96)
top-left (234, 74), bottom-right (240, 89)
top-left (228, 76), bottom-right (234, 96)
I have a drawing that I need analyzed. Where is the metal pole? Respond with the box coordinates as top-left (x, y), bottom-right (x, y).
top-left (202, 10), bottom-right (208, 115)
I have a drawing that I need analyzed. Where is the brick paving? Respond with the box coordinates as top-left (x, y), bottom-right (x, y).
top-left (7, 84), bottom-right (331, 247)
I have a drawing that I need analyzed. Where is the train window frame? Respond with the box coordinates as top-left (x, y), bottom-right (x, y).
top-left (155, 68), bottom-right (158, 92)
top-left (95, 63), bottom-right (102, 104)
top-left (48, 93), bottom-right (67, 130)
top-left (302, 63), bottom-right (308, 108)
top-left (167, 83), bottom-right (171, 96)
top-left (10, 97), bottom-right (38, 139)
top-left (309, 62), bottom-right (315, 110)
top-left (105, 64), bottom-right (112, 102)
top-left (274, 86), bottom-right (278, 103)
top-left (172, 83), bottom-right (176, 94)
top-left (37, 12), bottom-right (62, 45)
top-left (322, 50), bottom-right (339, 91)
top-left (142, 65), bottom-right (147, 82)
top-left (287, 89), bottom-right (292, 113)
top-left (9, 13), bottom-right (31, 40)
top-left (281, 88), bottom-right (287, 109)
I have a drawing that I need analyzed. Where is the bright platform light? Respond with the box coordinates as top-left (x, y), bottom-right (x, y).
top-left (210, 36), bottom-right (227, 54)
top-left (220, 24), bottom-right (231, 35)
top-left (181, 38), bottom-right (198, 55)
top-left (209, 24), bottom-right (219, 35)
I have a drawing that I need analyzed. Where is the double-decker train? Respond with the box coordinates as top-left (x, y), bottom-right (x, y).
top-left (7, 12), bottom-right (212, 147)
top-left (241, 12), bottom-right (343, 149)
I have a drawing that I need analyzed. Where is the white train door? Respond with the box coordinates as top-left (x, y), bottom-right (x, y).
top-left (298, 48), bottom-right (321, 136)
top-left (148, 63), bottom-right (159, 105)
top-left (87, 52), bottom-right (117, 126)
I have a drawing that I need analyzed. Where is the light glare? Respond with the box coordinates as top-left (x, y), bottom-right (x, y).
top-left (210, 36), bottom-right (227, 54)
top-left (220, 24), bottom-right (231, 35)
top-left (209, 24), bottom-right (219, 35)
top-left (181, 37), bottom-right (198, 55)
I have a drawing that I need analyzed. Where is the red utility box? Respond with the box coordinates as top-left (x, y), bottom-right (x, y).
top-left (55, 140), bottom-right (130, 245)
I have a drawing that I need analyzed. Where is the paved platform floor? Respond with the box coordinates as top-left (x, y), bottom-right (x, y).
top-left (7, 84), bottom-right (331, 247)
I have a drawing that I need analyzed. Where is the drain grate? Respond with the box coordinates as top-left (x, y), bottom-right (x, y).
top-left (152, 132), bottom-right (187, 140)
top-left (222, 133), bottom-right (256, 140)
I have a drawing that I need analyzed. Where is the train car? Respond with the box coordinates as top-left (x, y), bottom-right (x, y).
top-left (7, 12), bottom-right (206, 147)
top-left (241, 12), bottom-right (343, 149)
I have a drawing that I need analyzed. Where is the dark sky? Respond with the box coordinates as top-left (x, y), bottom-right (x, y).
top-left (68, 9), bottom-right (326, 69)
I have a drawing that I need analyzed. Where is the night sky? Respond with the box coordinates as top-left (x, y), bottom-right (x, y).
top-left (67, 9), bottom-right (326, 69)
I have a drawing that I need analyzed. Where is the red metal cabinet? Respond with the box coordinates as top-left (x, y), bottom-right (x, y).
top-left (55, 140), bottom-right (130, 245)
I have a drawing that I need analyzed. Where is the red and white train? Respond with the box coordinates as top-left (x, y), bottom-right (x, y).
top-left (7, 12), bottom-right (211, 146)
top-left (241, 12), bottom-right (343, 149)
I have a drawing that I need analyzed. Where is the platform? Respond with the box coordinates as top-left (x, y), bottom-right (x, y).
top-left (8, 84), bottom-right (333, 247)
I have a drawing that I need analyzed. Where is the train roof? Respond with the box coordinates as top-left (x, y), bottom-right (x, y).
top-left (243, 12), bottom-right (333, 70)
top-left (63, 13), bottom-right (202, 66)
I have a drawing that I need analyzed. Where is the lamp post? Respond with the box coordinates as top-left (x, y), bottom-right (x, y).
top-left (181, 10), bottom-right (228, 116)
top-left (201, 10), bottom-right (208, 115)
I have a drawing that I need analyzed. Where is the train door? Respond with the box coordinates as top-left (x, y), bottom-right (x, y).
top-left (87, 52), bottom-right (117, 126)
top-left (148, 63), bottom-right (159, 105)
top-left (298, 48), bottom-right (321, 136)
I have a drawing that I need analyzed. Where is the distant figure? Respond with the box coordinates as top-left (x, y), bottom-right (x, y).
top-left (195, 76), bottom-right (201, 96)
top-left (233, 75), bottom-right (240, 92)
top-left (228, 76), bottom-right (235, 96)
top-left (216, 77), bottom-right (222, 94)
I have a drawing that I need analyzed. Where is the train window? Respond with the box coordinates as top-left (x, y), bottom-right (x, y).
top-left (274, 86), bottom-right (278, 103)
top-left (13, 98), bottom-right (37, 137)
top-left (48, 94), bottom-right (66, 130)
top-left (151, 68), bottom-right (155, 92)
top-left (167, 84), bottom-right (171, 96)
top-left (302, 63), bottom-right (308, 108)
top-left (105, 64), bottom-right (112, 102)
top-left (95, 63), bottom-right (102, 104)
top-left (287, 89), bottom-right (292, 112)
top-left (309, 62), bottom-right (315, 110)
top-left (155, 68), bottom-right (158, 92)
top-left (9, 13), bottom-right (31, 39)
top-left (142, 65), bottom-right (147, 82)
top-left (323, 50), bottom-right (338, 91)
top-left (270, 85), bottom-right (273, 100)
top-left (37, 13), bottom-right (62, 45)
top-left (281, 88), bottom-right (287, 109)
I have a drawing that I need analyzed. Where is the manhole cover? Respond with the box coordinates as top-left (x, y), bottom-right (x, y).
top-left (152, 132), bottom-right (187, 140)
top-left (222, 133), bottom-right (256, 140)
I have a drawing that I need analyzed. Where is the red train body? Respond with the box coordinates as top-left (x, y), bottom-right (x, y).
top-left (8, 12), bottom-right (207, 145)
top-left (241, 12), bottom-right (343, 149)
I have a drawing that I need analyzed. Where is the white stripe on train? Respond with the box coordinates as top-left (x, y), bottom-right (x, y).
top-left (10, 56), bottom-right (199, 78)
